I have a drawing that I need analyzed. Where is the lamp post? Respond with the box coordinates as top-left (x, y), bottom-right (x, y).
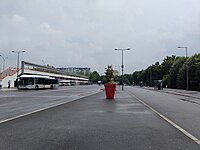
top-left (177, 46), bottom-right (189, 90)
top-left (12, 50), bottom-right (26, 82)
top-left (0, 55), bottom-right (5, 71)
top-left (115, 48), bottom-right (130, 91)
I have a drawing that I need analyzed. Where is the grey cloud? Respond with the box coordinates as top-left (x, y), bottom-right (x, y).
top-left (0, 0), bottom-right (199, 74)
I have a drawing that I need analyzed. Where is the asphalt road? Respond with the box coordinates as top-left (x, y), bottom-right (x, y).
top-left (0, 85), bottom-right (102, 123)
top-left (126, 86), bottom-right (200, 144)
top-left (0, 86), bottom-right (199, 150)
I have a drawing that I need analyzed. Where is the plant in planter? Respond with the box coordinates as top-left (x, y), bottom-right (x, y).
top-left (104, 65), bottom-right (117, 99)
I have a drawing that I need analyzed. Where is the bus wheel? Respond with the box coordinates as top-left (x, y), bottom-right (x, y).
top-left (35, 85), bottom-right (39, 90)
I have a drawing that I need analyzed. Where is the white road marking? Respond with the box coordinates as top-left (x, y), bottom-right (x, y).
top-left (0, 99), bottom-right (77, 124)
top-left (0, 91), bottom-right (101, 124)
top-left (130, 92), bottom-right (200, 145)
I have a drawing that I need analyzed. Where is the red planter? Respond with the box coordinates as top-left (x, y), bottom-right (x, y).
top-left (104, 84), bottom-right (116, 99)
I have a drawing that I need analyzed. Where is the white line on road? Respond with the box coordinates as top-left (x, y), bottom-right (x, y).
top-left (0, 91), bottom-right (101, 124)
top-left (129, 92), bottom-right (200, 145)
top-left (0, 99), bottom-right (78, 124)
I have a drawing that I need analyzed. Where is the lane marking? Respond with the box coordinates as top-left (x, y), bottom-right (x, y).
top-left (0, 91), bottom-right (102, 124)
top-left (129, 92), bottom-right (200, 145)
top-left (0, 99), bottom-right (80, 124)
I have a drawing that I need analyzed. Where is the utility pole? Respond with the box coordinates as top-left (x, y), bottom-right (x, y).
top-left (12, 50), bottom-right (26, 86)
top-left (177, 46), bottom-right (189, 90)
top-left (0, 55), bottom-right (5, 71)
top-left (115, 48), bottom-right (131, 91)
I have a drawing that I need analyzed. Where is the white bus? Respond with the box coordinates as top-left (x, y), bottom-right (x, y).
top-left (18, 74), bottom-right (59, 90)
top-left (59, 79), bottom-right (71, 86)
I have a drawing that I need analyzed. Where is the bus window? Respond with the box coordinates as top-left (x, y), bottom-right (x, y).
top-left (29, 78), bottom-right (34, 85)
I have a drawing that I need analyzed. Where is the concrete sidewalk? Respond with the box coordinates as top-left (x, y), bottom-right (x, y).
top-left (0, 88), bottom-right (199, 150)
top-left (162, 88), bottom-right (200, 98)
top-left (137, 86), bottom-right (200, 99)
top-left (0, 87), bottom-right (17, 92)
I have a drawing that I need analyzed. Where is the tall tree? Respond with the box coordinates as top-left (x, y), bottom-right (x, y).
top-left (130, 53), bottom-right (200, 91)
top-left (132, 71), bottom-right (140, 85)
top-left (169, 57), bottom-right (187, 88)
top-left (176, 54), bottom-right (200, 90)
top-left (161, 55), bottom-right (178, 75)
top-left (89, 71), bottom-right (100, 84)
top-left (161, 55), bottom-right (179, 87)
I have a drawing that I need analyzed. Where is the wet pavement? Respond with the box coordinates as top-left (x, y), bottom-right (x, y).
top-left (137, 86), bottom-right (200, 105)
top-left (0, 87), bottom-right (199, 150)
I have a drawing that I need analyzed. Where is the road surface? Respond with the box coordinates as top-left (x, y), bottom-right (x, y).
top-left (0, 85), bottom-right (199, 149)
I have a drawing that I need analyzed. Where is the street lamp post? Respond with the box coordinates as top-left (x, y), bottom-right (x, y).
top-left (177, 46), bottom-right (189, 90)
top-left (12, 50), bottom-right (26, 84)
top-left (0, 55), bottom-right (5, 71)
top-left (115, 48), bottom-right (130, 91)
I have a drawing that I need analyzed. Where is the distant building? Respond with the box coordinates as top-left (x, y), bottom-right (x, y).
top-left (57, 67), bottom-right (91, 76)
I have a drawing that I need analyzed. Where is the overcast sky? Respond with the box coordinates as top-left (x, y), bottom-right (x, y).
top-left (0, 0), bottom-right (200, 74)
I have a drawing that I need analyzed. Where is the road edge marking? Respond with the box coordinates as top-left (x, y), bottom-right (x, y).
top-left (130, 92), bottom-right (200, 145)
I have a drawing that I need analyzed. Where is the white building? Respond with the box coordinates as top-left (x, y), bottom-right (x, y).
top-left (0, 61), bottom-right (89, 88)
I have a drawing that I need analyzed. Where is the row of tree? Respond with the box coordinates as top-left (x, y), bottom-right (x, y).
top-left (89, 53), bottom-right (200, 91)
top-left (131, 53), bottom-right (200, 91)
